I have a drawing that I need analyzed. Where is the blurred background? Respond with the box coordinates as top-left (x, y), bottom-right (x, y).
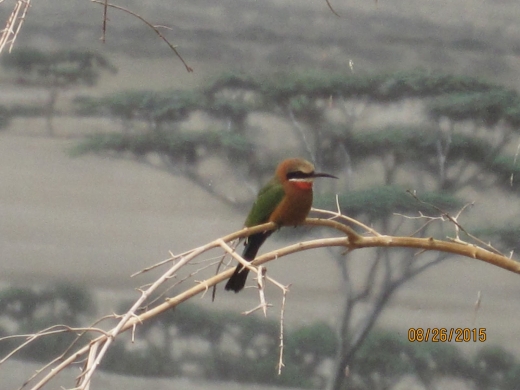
top-left (2, 1), bottom-right (520, 389)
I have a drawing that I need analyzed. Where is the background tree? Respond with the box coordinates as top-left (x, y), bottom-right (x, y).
top-left (4, 285), bottom-right (519, 390)
top-left (0, 105), bottom-right (12, 130)
top-left (0, 284), bottom-right (94, 361)
top-left (71, 69), bottom-right (520, 389)
top-left (1, 47), bottom-right (117, 135)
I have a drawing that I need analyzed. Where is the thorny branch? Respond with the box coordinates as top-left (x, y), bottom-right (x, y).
top-left (0, 0), bottom-right (31, 54)
top-left (2, 210), bottom-right (520, 390)
top-left (406, 190), bottom-right (504, 255)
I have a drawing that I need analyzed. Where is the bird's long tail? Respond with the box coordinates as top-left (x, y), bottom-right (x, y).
top-left (225, 231), bottom-right (272, 293)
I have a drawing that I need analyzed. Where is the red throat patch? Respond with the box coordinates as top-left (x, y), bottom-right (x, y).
top-left (292, 181), bottom-right (313, 190)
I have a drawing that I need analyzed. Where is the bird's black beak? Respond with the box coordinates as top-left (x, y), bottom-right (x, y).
top-left (312, 172), bottom-right (339, 179)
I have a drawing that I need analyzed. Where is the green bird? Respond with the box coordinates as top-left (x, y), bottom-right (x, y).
top-left (225, 157), bottom-right (337, 293)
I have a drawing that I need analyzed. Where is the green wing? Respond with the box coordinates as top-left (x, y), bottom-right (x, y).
top-left (244, 178), bottom-right (284, 227)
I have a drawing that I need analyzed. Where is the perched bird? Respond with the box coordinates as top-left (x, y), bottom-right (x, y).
top-left (225, 158), bottom-right (338, 293)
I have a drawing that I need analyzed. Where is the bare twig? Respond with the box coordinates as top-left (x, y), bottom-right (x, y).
top-left (312, 200), bottom-right (381, 237)
top-left (101, 0), bottom-right (108, 43)
top-left (511, 142), bottom-right (520, 186)
top-left (394, 211), bottom-right (445, 237)
top-left (0, 325), bottom-right (107, 364)
top-left (471, 290), bottom-right (482, 326)
top-left (277, 286), bottom-right (289, 374)
top-left (212, 239), bottom-right (239, 301)
top-left (288, 107), bottom-right (316, 164)
top-left (257, 266), bottom-right (268, 316)
top-left (131, 249), bottom-right (191, 276)
top-left (407, 191), bottom-right (504, 256)
top-left (325, 0), bottom-right (341, 17)
top-left (91, 0), bottom-right (193, 72)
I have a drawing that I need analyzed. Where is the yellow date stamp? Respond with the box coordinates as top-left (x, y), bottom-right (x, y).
top-left (408, 328), bottom-right (486, 342)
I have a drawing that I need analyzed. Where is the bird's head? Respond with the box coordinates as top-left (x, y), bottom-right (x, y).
top-left (276, 158), bottom-right (338, 190)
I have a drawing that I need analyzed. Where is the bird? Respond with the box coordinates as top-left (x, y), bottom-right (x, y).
top-left (225, 157), bottom-right (338, 293)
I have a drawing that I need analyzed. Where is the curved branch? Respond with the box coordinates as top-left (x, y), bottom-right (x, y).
top-left (325, 0), bottom-right (341, 17)
top-left (91, 0), bottom-right (193, 72)
top-left (11, 215), bottom-right (520, 389)
top-left (351, 233), bottom-right (520, 274)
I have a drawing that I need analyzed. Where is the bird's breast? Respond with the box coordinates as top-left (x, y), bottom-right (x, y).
top-left (268, 190), bottom-right (313, 226)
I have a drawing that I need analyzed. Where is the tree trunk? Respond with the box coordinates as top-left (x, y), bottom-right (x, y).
top-left (45, 87), bottom-right (58, 136)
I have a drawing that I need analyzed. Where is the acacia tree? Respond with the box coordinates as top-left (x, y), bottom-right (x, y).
top-left (0, 105), bottom-right (11, 130)
top-left (262, 71), bottom-right (520, 390)
top-left (71, 69), bottom-right (520, 390)
top-left (72, 79), bottom-right (262, 207)
top-left (0, 284), bottom-right (94, 362)
top-left (1, 47), bottom-right (117, 135)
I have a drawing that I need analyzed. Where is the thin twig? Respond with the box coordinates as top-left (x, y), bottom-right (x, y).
top-left (288, 107), bottom-right (316, 164)
top-left (510, 142), bottom-right (520, 186)
top-left (471, 290), bottom-right (482, 327)
top-left (407, 191), bottom-right (504, 256)
top-left (277, 286), bottom-right (289, 374)
top-left (312, 203), bottom-right (380, 237)
top-left (0, 325), bottom-right (108, 365)
top-left (91, 0), bottom-right (193, 72)
top-left (257, 266), bottom-right (268, 316)
top-left (325, 0), bottom-right (341, 17)
top-left (131, 250), bottom-right (187, 276)
top-left (101, 0), bottom-right (108, 42)
top-left (212, 239), bottom-right (239, 301)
